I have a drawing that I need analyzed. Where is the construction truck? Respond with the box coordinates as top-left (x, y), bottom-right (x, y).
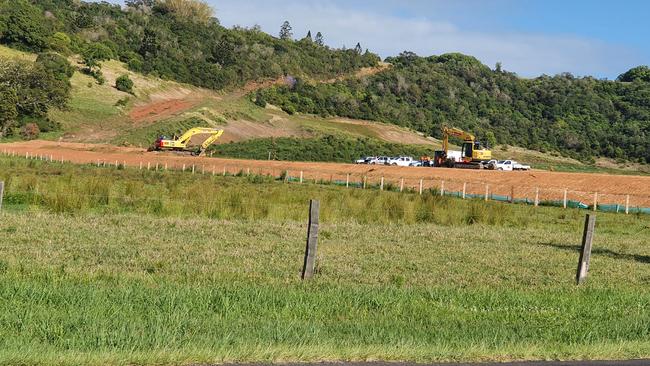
top-left (149, 127), bottom-right (224, 156)
top-left (433, 126), bottom-right (492, 169)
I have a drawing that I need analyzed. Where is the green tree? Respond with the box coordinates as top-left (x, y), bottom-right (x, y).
top-left (617, 66), bottom-right (650, 82)
top-left (354, 42), bottom-right (362, 54)
top-left (485, 131), bottom-right (497, 148)
top-left (49, 32), bottom-right (72, 55)
top-left (36, 52), bottom-right (74, 81)
top-left (116, 75), bottom-right (134, 93)
top-left (305, 30), bottom-right (312, 42)
top-left (279, 21), bottom-right (293, 40)
top-left (0, 0), bottom-right (49, 51)
top-left (314, 31), bottom-right (324, 46)
top-left (0, 85), bottom-right (18, 137)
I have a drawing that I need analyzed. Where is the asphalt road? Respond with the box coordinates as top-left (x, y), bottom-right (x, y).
top-left (215, 361), bottom-right (649, 366)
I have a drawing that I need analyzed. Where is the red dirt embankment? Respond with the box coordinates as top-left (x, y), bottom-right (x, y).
top-left (3, 140), bottom-right (650, 207)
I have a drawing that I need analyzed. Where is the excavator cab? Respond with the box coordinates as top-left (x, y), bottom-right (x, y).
top-left (462, 141), bottom-right (491, 162)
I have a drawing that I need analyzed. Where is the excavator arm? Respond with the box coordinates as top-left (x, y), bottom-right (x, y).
top-left (441, 126), bottom-right (475, 155)
top-left (151, 127), bottom-right (224, 155)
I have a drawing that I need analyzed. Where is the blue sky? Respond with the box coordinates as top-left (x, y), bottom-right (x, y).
top-left (107, 0), bottom-right (650, 78)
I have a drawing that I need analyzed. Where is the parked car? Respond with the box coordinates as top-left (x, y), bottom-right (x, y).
top-left (388, 156), bottom-right (415, 167)
top-left (355, 156), bottom-right (375, 164)
top-left (409, 160), bottom-right (423, 167)
top-left (369, 156), bottom-right (390, 165)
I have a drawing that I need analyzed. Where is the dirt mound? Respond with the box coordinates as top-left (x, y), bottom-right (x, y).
top-left (4, 140), bottom-right (650, 208)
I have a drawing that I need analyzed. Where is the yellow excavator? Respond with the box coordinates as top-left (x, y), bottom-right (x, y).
top-left (149, 127), bottom-right (224, 156)
top-left (434, 126), bottom-right (492, 169)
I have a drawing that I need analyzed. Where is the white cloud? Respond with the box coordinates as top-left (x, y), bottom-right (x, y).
top-left (212, 0), bottom-right (640, 78)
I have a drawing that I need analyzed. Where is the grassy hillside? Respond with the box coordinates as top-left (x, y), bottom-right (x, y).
top-left (0, 156), bottom-right (649, 365)
top-left (2, 44), bottom-right (647, 173)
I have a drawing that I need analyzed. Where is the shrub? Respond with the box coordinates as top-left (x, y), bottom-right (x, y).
top-left (116, 75), bottom-right (134, 93)
top-left (20, 123), bottom-right (40, 140)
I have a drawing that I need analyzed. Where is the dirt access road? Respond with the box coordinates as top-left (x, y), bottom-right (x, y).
top-left (3, 140), bottom-right (650, 207)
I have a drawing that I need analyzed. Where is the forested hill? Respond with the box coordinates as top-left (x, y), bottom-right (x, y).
top-left (0, 0), bottom-right (379, 90)
top-left (258, 53), bottom-right (650, 163)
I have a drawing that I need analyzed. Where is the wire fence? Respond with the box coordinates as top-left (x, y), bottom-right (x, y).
top-left (2, 148), bottom-right (650, 215)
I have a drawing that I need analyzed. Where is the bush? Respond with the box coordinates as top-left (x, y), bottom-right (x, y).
top-left (20, 123), bottom-right (40, 140)
top-left (116, 75), bottom-right (134, 93)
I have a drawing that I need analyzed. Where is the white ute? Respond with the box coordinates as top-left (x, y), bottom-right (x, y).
top-left (388, 156), bottom-right (415, 167)
top-left (488, 160), bottom-right (531, 171)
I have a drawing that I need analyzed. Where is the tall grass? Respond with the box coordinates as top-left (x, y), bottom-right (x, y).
top-left (0, 156), bottom-right (534, 226)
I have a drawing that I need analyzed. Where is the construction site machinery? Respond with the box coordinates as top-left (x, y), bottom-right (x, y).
top-left (434, 126), bottom-right (492, 169)
top-left (150, 127), bottom-right (224, 156)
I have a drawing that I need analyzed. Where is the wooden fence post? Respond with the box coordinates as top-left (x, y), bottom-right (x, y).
top-left (346, 174), bottom-right (350, 188)
top-left (419, 179), bottom-right (423, 195)
top-left (380, 177), bottom-right (384, 191)
top-left (440, 181), bottom-right (445, 196)
top-left (509, 186), bottom-right (515, 204)
top-left (223, 166), bottom-right (226, 176)
top-left (302, 200), bottom-right (320, 280)
top-left (625, 195), bottom-right (630, 215)
top-left (147, 162), bottom-right (151, 170)
top-left (576, 214), bottom-right (596, 285)
top-left (485, 185), bottom-right (489, 201)
top-left (192, 165), bottom-right (195, 174)
top-left (363, 176), bottom-right (367, 189)
top-left (400, 178), bottom-right (404, 192)
top-left (182, 164), bottom-right (186, 172)
top-left (593, 192), bottom-right (598, 212)
top-left (0, 181), bottom-right (4, 212)
top-left (462, 182), bottom-right (467, 199)
top-left (535, 187), bottom-right (540, 207)
top-left (300, 171), bottom-right (304, 184)
top-left (563, 189), bottom-right (568, 209)
top-left (139, 161), bottom-right (142, 170)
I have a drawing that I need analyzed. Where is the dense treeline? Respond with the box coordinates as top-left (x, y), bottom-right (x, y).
top-left (258, 53), bottom-right (650, 163)
top-left (0, 0), bottom-right (379, 90)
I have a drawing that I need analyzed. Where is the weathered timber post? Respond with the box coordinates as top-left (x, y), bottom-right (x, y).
top-left (147, 162), bottom-right (151, 170)
top-left (202, 165), bottom-right (205, 174)
top-left (625, 195), bottom-right (630, 215)
top-left (509, 186), bottom-right (515, 204)
top-left (440, 181), bottom-right (445, 196)
top-left (139, 161), bottom-right (142, 170)
top-left (300, 171), bottom-right (304, 184)
top-left (400, 178), bottom-right (404, 192)
top-left (302, 199), bottom-right (320, 280)
top-left (419, 179), bottom-right (423, 195)
top-left (182, 164), bottom-right (186, 172)
top-left (380, 177), bottom-right (384, 191)
top-left (593, 192), bottom-right (598, 212)
top-left (0, 181), bottom-right (4, 212)
top-left (462, 182), bottom-right (467, 199)
top-left (563, 189), bottom-right (568, 209)
top-left (346, 174), bottom-right (350, 188)
top-left (576, 214), bottom-right (596, 285)
top-left (223, 166), bottom-right (226, 176)
top-left (363, 176), bottom-right (367, 189)
top-left (192, 165), bottom-right (195, 174)
top-left (485, 185), bottom-right (489, 201)
top-left (535, 187), bottom-right (540, 207)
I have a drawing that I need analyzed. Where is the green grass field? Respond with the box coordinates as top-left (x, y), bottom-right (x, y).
top-left (0, 156), bottom-right (649, 365)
